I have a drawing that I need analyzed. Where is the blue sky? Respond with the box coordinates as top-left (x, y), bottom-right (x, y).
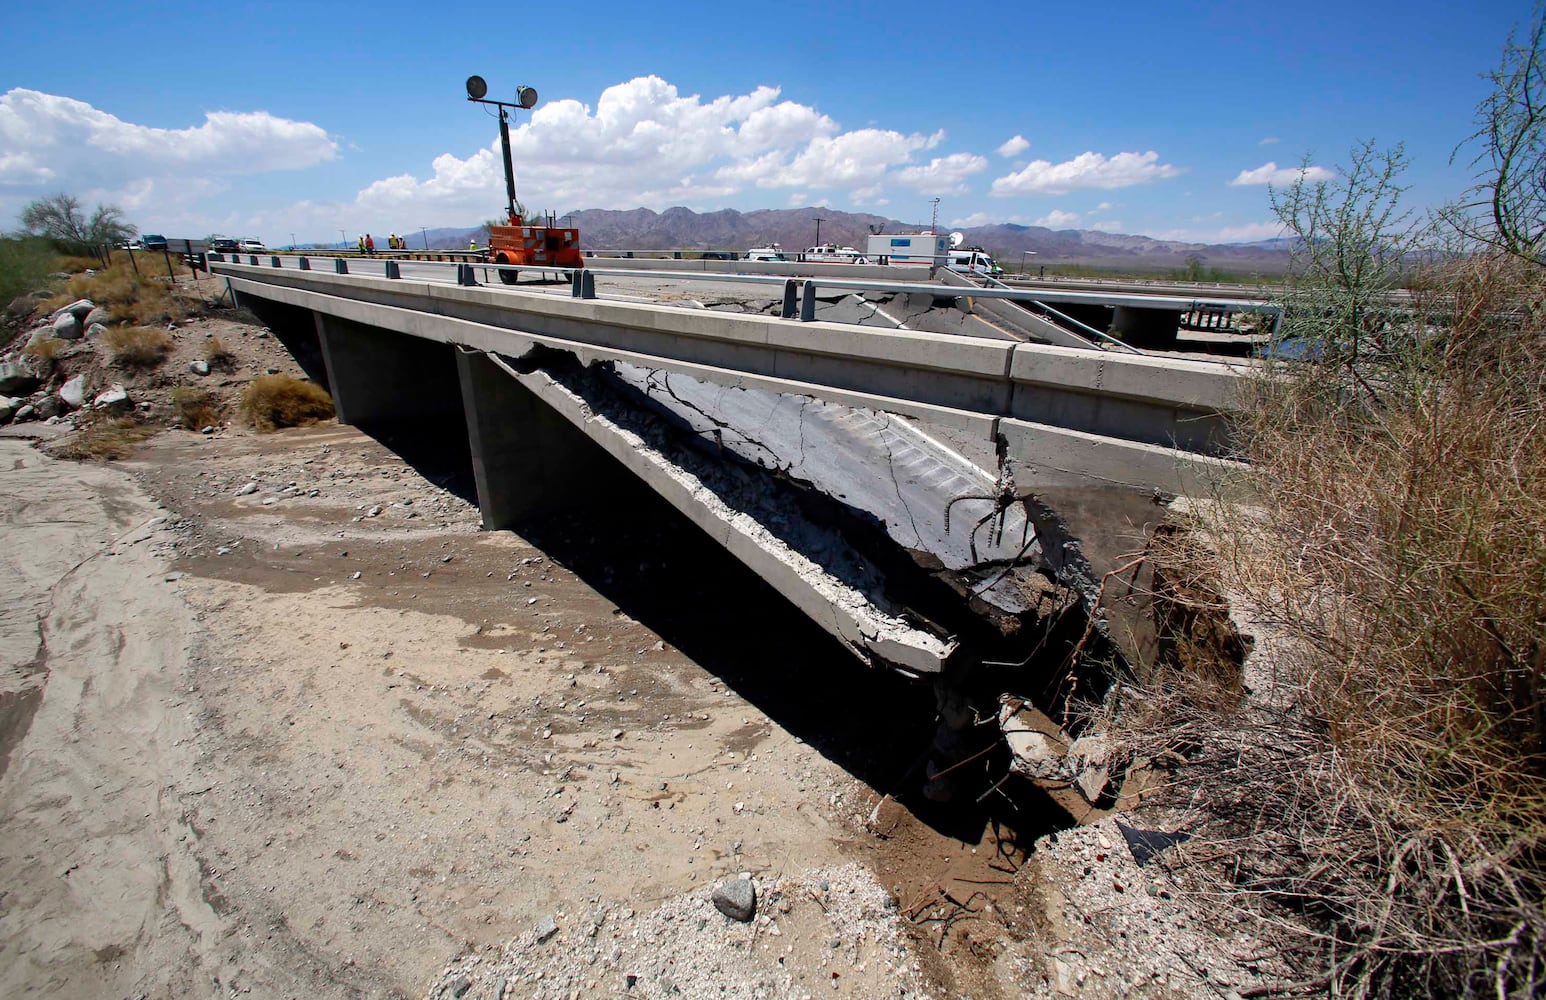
top-left (0, 0), bottom-right (1531, 245)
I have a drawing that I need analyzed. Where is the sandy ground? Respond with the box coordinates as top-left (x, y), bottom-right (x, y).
top-left (0, 416), bottom-right (1054, 1000)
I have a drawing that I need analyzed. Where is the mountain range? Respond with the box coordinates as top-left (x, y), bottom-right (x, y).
top-left (402, 207), bottom-right (1291, 273)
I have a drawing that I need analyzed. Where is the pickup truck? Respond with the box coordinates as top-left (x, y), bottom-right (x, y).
top-left (239, 239), bottom-right (266, 253)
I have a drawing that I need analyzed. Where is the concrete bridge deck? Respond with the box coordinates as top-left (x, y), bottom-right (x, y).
top-left (212, 258), bottom-right (1245, 680)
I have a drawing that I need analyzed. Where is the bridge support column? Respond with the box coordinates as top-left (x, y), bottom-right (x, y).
top-left (314, 313), bottom-right (461, 427)
top-left (1111, 306), bottom-right (1181, 349)
top-left (454, 351), bottom-right (620, 529)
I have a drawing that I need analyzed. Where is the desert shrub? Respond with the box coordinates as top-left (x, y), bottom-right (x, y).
top-left (239, 375), bottom-right (333, 431)
top-left (171, 387), bottom-right (221, 430)
top-left (1107, 130), bottom-right (1546, 998)
top-left (53, 254), bottom-right (102, 273)
top-left (202, 336), bottom-right (235, 367)
top-left (101, 326), bottom-right (173, 368)
top-left (21, 336), bottom-right (65, 362)
top-left (49, 416), bottom-right (157, 461)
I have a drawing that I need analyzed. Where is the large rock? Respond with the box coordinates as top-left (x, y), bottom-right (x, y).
top-left (85, 323), bottom-right (107, 339)
top-left (13, 403), bottom-right (36, 422)
top-left (92, 384), bottom-right (131, 413)
top-left (31, 395), bottom-right (62, 420)
top-left (51, 312), bottom-right (82, 340)
top-left (0, 360), bottom-right (42, 395)
top-left (83, 306), bottom-right (112, 328)
top-left (711, 878), bottom-right (756, 922)
top-left (58, 375), bottom-right (88, 410)
top-left (49, 298), bottom-right (94, 321)
top-left (189, 359), bottom-right (210, 376)
top-left (0, 395), bottom-right (19, 424)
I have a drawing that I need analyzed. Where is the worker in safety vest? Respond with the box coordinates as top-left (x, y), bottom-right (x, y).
top-left (356, 236), bottom-right (364, 253)
top-left (469, 238), bottom-right (478, 251)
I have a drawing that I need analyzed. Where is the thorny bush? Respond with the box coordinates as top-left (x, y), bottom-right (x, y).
top-left (1121, 251), bottom-right (1546, 999)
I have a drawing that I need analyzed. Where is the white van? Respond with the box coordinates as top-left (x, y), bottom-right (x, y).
top-left (745, 244), bottom-right (788, 262)
top-left (947, 249), bottom-right (1002, 278)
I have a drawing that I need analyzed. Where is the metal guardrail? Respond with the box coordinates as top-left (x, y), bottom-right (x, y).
top-left (208, 253), bottom-right (1261, 353)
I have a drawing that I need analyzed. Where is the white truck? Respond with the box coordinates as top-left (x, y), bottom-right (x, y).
top-left (865, 232), bottom-right (949, 267)
top-left (947, 247), bottom-right (1003, 278)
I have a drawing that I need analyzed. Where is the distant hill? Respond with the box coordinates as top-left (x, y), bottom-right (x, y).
top-left (380, 207), bottom-right (1292, 273)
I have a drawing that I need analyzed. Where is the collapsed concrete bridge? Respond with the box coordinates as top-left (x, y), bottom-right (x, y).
top-left (212, 258), bottom-right (1246, 803)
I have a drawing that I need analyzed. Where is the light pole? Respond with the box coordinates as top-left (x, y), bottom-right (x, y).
top-left (290, 232), bottom-right (297, 251)
top-left (465, 75), bottom-right (538, 225)
top-left (813, 215), bottom-right (826, 247)
top-left (338, 229), bottom-right (347, 249)
top-left (420, 226), bottom-right (429, 250)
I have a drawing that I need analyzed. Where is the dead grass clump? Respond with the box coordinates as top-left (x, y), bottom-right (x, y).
top-left (21, 336), bottom-right (65, 362)
top-left (101, 326), bottom-right (173, 368)
top-left (52, 253), bottom-right (102, 273)
top-left (39, 264), bottom-right (182, 326)
top-left (202, 336), bottom-right (235, 368)
top-left (1136, 251), bottom-right (1546, 998)
top-left (171, 387), bottom-right (222, 430)
top-left (239, 375), bottom-right (333, 431)
top-left (49, 416), bottom-right (158, 461)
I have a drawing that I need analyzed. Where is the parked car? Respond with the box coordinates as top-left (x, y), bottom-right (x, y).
top-left (239, 239), bottom-right (266, 253)
top-left (141, 234), bottom-right (168, 250)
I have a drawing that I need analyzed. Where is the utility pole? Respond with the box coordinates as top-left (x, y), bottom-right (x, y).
top-left (338, 229), bottom-right (347, 249)
top-left (929, 197), bottom-right (940, 235)
top-left (420, 227), bottom-right (429, 250)
top-left (290, 232), bottom-right (297, 250)
top-left (813, 215), bottom-right (826, 246)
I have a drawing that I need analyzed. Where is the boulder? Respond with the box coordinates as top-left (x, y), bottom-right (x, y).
top-left (0, 360), bottom-right (42, 395)
top-left (83, 306), bottom-right (112, 328)
top-left (13, 404), bottom-right (35, 422)
top-left (711, 878), bottom-right (756, 922)
top-left (190, 359), bottom-right (210, 376)
top-left (0, 395), bottom-right (18, 424)
top-left (59, 375), bottom-right (88, 410)
top-left (85, 323), bottom-right (107, 339)
top-left (51, 312), bottom-right (82, 340)
top-left (4, 291), bottom-right (49, 320)
top-left (32, 396), bottom-right (62, 420)
top-left (49, 298), bottom-right (94, 321)
top-left (93, 384), bottom-right (131, 413)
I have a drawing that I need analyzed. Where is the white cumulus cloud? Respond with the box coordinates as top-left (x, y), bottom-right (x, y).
top-left (1229, 161), bottom-right (1333, 186)
top-left (990, 150), bottom-right (1182, 196)
top-left (996, 135), bottom-right (1029, 157)
top-left (1034, 209), bottom-right (1081, 228)
top-left (0, 88), bottom-right (337, 230)
top-left (894, 152), bottom-right (989, 194)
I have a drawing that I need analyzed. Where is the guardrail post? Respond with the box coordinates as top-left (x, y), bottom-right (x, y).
top-left (335, 258), bottom-right (349, 274)
top-left (385, 260), bottom-right (401, 279)
top-left (800, 280), bottom-right (817, 322)
top-left (248, 255), bottom-right (259, 266)
top-left (270, 255), bottom-right (281, 267)
top-left (457, 263), bottom-right (479, 286)
top-left (780, 280), bottom-right (798, 319)
top-left (299, 256), bottom-right (310, 270)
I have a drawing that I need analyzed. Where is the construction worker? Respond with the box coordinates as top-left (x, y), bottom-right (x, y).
top-left (365, 234), bottom-right (375, 254)
top-left (469, 237), bottom-right (478, 251)
top-left (356, 235), bottom-right (365, 254)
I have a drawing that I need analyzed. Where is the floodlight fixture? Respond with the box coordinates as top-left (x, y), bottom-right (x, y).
top-left (516, 86), bottom-right (538, 109)
top-left (466, 75), bottom-right (488, 101)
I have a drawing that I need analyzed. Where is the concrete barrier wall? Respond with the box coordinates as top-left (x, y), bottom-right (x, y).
top-left (217, 262), bottom-right (1247, 493)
